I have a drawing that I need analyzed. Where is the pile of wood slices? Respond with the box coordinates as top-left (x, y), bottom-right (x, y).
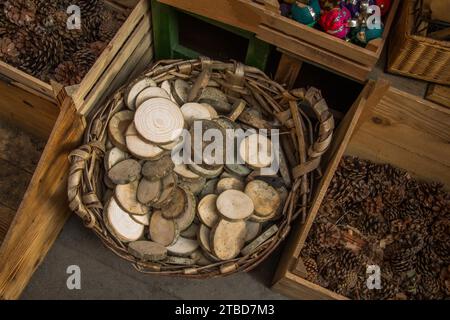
top-left (102, 74), bottom-right (287, 267)
top-left (301, 156), bottom-right (450, 300)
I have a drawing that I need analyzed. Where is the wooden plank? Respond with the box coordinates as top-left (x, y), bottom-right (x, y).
top-left (347, 87), bottom-right (450, 188)
top-left (79, 16), bottom-right (153, 115)
top-left (257, 26), bottom-right (371, 82)
top-left (0, 61), bottom-right (54, 100)
top-left (274, 53), bottom-right (302, 90)
top-left (426, 84), bottom-right (450, 109)
top-left (73, 0), bottom-right (150, 109)
top-left (0, 99), bottom-right (86, 300)
top-left (0, 80), bottom-right (58, 140)
top-left (0, 159), bottom-right (32, 211)
top-left (0, 121), bottom-right (45, 174)
top-left (0, 206), bottom-right (15, 245)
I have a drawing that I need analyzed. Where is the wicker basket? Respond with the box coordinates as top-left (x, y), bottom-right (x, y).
top-left (387, 0), bottom-right (450, 85)
top-left (66, 58), bottom-right (335, 278)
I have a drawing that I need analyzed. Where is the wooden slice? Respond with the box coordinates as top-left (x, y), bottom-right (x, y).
top-left (125, 123), bottom-right (164, 160)
top-left (108, 159), bottom-right (141, 185)
top-left (228, 99), bottom-right (246, 121)
top-left (225, 161), bottom-right (251, 178)
top-left (197, 224), bottom-right (212, 253)
top-left (180, 222), bottom-right (199, 240)
top-left (125, 77), bottom-right (157, 110)
top-left (174, 164), bottom-right (201, 181)
top-left (216, 190), bottom-right (254, 221)
top-left (173, 189), bottom-right (196, 231)
top-left (128, 240), bottom-right (167, 261)
top-left (190, 249), bottom-right (214, 266)
top-left (108, 110), bottom-right (134, 151)
top-left (241, 224), bottom-right (278, 256)
top-left (187, 68), bottom-right (211, 102)
top-left (211, 219), bottom-right (246, 260)
top-left (166, 236), bottom-right (199, 257)
top-left (188, 162), bottom-right (223, 179)
top-left (105, 197), bottom-right (144, 242)
top-left (189, 119), bottom-right (226, 168)
top-left (214, 116), bottom-right (238, 130)
top-left (181, 102), bottom-right (212, 127)
top-left (161, 187), bottom-right (186, 219)
top-left (104, 175), bottom-right (115, 189)
top-left (134, 97), bottom-right (185, 144)
top-left (239, 134), bottom-right (273, 169)
top-left (141, 155), bottom-right (174, 180)
top-left (249, 211), bottom-right (277, 223)
top-left (149, 210), bottom-right (179, 246)
top-left (152, 173), bottom-right (177, 209)
top-left (115, 180), bottom-right (149, 216)
top-left (199, 87), bottom-right (232, 113)
top-left (160, 80), bottom-right (175, 102)
top-left (135, 87), bottom-right (171, 107)
top-left (245, 221), bottom-right (262, 243)
top-left (216, 177), bottom-right (245, 193)
top-left (164, 256), bottom-right (196, 265)
top-left (137, 178), bottom-right (161, 206)
top-left (202, 103), bottom-right (218, 119)
top-left (171, 79), bottom-right (190, 105)
top-left (178, 176), bottom-right (206, 195)
top-left (159, 137), bottom-right (183, 151)
top-left (129, 212), bottom-right (150, 226)
top-left (104, 147), bottom-right (129, 171)
top-left (245, 180), bottom-right (280, 218)
top-left (106, 139), bottom-right (114, 150)
top-left (200, 178), bottom-right (219, 198)
top-left (197, 194), bottom-right (220, 228)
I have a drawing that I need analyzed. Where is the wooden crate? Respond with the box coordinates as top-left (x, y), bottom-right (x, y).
top-left (272, 81), bottom-right (450, 299)
top-left (0, 0), bottom-right (142, 111)
top-left (0, 0), bottom-right (154, 299)
top-left (426, 84), bottom-right (450, 109)
top-left (157, 0), bottom-right (400, 82)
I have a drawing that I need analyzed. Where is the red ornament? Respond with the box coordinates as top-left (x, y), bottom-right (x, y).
top-left (376, 0), bottom-right (391, 16)
top-left (319, 7), bottom-right (351, 39)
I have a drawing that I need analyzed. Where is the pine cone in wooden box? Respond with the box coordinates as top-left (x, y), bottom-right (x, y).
top-left (4, 0), bottom-right (37, 27)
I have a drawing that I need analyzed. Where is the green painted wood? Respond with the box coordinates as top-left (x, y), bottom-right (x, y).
top-left (152, 0), bottom-right (178, 59)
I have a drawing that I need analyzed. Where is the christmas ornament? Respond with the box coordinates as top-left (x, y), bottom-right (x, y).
top-left (291, 2), bottom-right (319, 25)
top-left (319, 6), bottom-right (351, 39)
top-left (319, 0), bottom-right (342, 11)
top-left (375, 0), bottom-right (390, 16)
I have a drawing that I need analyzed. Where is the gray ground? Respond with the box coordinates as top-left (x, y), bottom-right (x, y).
top-left (21, 50), bottom-right (428, 300)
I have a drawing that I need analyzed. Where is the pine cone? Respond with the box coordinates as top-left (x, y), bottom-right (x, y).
top-left (4, 0), bottom-right (37, 27)
top-left (361, 195), bottom-right (384, 216)
top-left (335, 270), bottom-right (359, 296)
top-left (316, 221), bottom-right (341, 249)
top-left (440, 265), bottom-right (450, 296)
top-left (98, 9), bottom-right (123, 42)
top-left (0, 36), bottom-right (19, 63)
top-left (357, 214), bottom-right (387, 237)
top-left (303, 256), bottom-right (319, 282)
top-left (418, 276), bottom-right (443, 299)
top-left (53, 60), bottom-right (84, 86)
top-left (416, 182), bottom-right (444, 210)
top-left (76, 0), bottom-right (104, 40)
top-left (417, 243), bottom-right (442, 277)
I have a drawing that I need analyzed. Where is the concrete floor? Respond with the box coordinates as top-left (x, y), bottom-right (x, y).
top-left (21, 48), bottom-right (429, 300)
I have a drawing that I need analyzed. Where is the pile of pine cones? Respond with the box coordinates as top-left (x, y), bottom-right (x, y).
top-left (0, 0), bottom-right (126, 85)
top-left (301, 156), bottom-right (450, 300)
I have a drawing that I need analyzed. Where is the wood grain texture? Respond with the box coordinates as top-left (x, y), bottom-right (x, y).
top-left (0, 99), bottom-right (86, 300)
top-left (426, 84), bottom-right (450, 109)
top-left (0, 159), bottom-right (32, 210)
top-left (0, 80), bottom-right (58, 140)
top-left (0, 206), bottom-right (15, 245)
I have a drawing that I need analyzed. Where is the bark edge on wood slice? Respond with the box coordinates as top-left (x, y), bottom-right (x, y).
top-left (216, 177), bottom-right (245, 193)
top-left (173, 189), bottom-right (196, 231)
top-left (136, 87), bottom-right (171, 107)
top-left (165, 236), bottom-right (199, 257)
top-left (115, 180), bottom-right (149, 216)
top-left (152, 173), bottom-right (178, 209)
top-left (105, 197), bottom-right (144, 243)
top-left (137, 178), bottom-right (162, 206)
top-left (141, 155), bottom-right (174, 180)
top-left (149, 210), bottom-right (179, 246)
top-left (161, 186), bottom-right (186, 219)
top-left (104, 147), bottom-right (129, 171)
top-left (126, 77), bottom-right (157, 110)
top-left (108, 159), bottom-right (141, 185)
top-left (197, 194), bottom-right (220, 228)
top-left (245, 179), bottom-right (281, 218)
top-left (128, 240), bottom-right (167, 261)
top-left (108, 110), bottom-right (134, 151)
top-left (125, 123), bottom-right (164, 160)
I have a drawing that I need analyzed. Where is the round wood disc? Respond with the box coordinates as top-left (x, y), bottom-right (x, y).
top-left (125, 77), bottom-right (157, 110)
top-left (137, 178), bottom-right (161, 206)
top-left (197, 224), bottom-right (212, 253)
top-left (216, 177), bottom-right (245, 193)
top-left (136, 87), bottom-right (171, 107)
top-left (104, 174), bottom-right (115, 189)
top-left (211, 219), bottom-right (246, 260)
top-left (188, 162), bottom-right (224, 178)
top-left (200, 178), bottom-right (219, 198)
top-left (239, 134), bottom-right (273, 169)
top-left (129, 212), bottom-right (150, 226)
top-left (128, 240), bottom-right (167, 261)
top-left (159, 137), bottom-right (183, 151)
top-left (180, 222), bottom-right (199, 240)
top-left (201, 103), bottom-right (218, 119)
top-left (245, 180), bottom-right (280, 218)
top-left (149, 210), bottom-right (179, 246)
top-left (161, 186), bottom-right (186, 219)
top-left (115, 180), bottom-right (149, 216)
top-left (178, 176), bottom-right (207, 195)
top-left (108, 110), bottom-right (134, 151)
top-left (180, 102), bottom-right (212, 126)
top-left (216, 190), bottom-right (254, 221)
top-left (245, 221), bottom-right (262, 242)
top-left (199, 87), bottom-right (231, 113)
top-left (189, 119), bottom-right (226, 168)
top-left (142, 155), bottom-right (174, 180)
top-left (190, 249), bottom-right (214, 266)
top-left (225, 164), bottom-right (252, 177)
top-left (160, 80), bottom-right (175, 102)
top-left (106, 139), bottom-right (114, 151)
top-left (173, 189), bottom-right (196, 231)
top-left (125, 123), bottom-right (164, 160)
top-left (166, 236), bottom-right (199, 257)
top-left (214, 116), bottom-right (237, 130)
top-left (134, 97), bottom-right (185, 144)
top-left (174, 164), bottom-right (201, 181)
top-left (104, 147), bottom-right (129, 171)
top-left (197, 194), bottom-right (220, 228)
top-left (152, 173), bottom-right (178, 209)
top-left (108, 159), bottom-right (141, 185)
top-left (105, 197), bottom-right (144, 243)
top-left (172, 79), bottom-right (190, 105)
